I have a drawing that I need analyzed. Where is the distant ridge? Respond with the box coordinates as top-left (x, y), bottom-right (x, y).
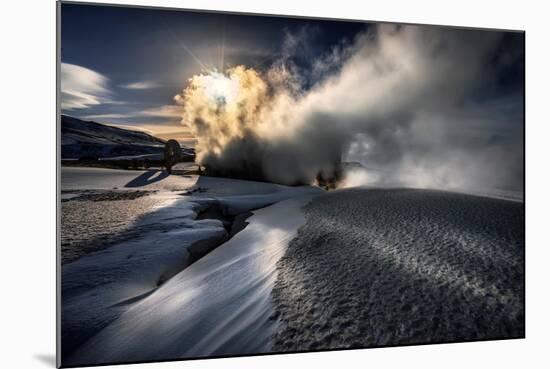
top-left (61, 115), bottom-right (167, 159)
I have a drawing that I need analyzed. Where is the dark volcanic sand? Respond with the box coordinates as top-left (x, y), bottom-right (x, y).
top-left (272, 188), bottom-right (524, 351)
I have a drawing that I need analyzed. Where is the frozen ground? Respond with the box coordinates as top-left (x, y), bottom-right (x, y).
top-left (61, 196), bottom-right (226, 359)
top-left (65, 195), bottom-right (319, 366)
top-left (61, 167), bottom-right (197, 192)
top-left (61, 168), bottom-right (523, 365)
top-left (61, 166), bottom-right (322, 366)
top-left (61, 167), bottom-right (307, 263)
top-left (61, 167), bottom-right (198, 263)
top-left (61, 192), bottom-right (161, 263)
top-left (272, 188), bottom-right (525, 351)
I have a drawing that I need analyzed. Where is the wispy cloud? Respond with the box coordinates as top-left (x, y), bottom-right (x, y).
top-left (82, 105), bottom-right (182, 121)
top-left (81, 113), bottom-right (132, 120)
top-left (121, 81), bottom-right (161, 90)
top-left (61, 63), bottom-right (113, 110)
top-left (105, 122), bottom-right (195, 146)
top-left (138, 105), bottom-right (182, 118)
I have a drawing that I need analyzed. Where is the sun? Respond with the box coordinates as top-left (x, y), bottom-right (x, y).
top-left (203, 71), bottom-right (238, 105)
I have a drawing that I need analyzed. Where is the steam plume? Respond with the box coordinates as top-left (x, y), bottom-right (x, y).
top-left (175, 24), bottom-right (523, 194)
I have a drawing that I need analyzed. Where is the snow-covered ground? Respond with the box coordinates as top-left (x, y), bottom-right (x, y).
top-left (61, 115), bottom-right (167, 159)
top-left (61, 166), bottom-right (322, 366)
top-left (61, 167), bottom-right (197, 192)
top-left (61, 167), bottom-right (523, 366)
top-left (61, 167), bottom-right (199, 262)
top-left (65, 195), bottom-right (318, 366)
top-left (272, 188), bottom-right (524, 350)
top-left (340, 167), bottom-right (524, 202)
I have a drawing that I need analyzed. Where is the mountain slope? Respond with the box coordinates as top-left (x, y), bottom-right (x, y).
top-left (61, 115), bottom-right (166, 159)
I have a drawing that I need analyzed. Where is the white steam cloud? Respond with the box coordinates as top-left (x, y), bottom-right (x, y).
top-left (175, 24), bottom-right (523, 195)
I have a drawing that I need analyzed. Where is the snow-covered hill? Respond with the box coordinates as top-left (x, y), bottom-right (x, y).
top-left (61, 115), bottom-right (166, 159)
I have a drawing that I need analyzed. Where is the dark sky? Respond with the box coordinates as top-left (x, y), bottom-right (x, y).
top-left (60, 3), bottom-right (524, 194)
top-left (61, 2), bottom-right (367, 142)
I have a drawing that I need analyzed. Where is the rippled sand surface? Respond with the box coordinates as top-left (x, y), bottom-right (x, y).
top-left (273, 189), bottom-right (524, 350)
